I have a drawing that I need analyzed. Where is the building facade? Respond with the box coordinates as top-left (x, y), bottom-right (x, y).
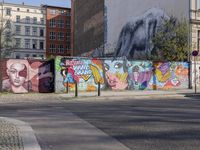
top-left (44, 5), bottom-right (71, 57)
top-left (0, 2), bottom-right (46, 59)
top-left (71, 0), bottom-right (104, 56)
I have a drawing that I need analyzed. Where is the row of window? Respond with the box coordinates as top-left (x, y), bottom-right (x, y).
top-left (15, 38), bottom-right (44, 50)
top-left (49, 32), bottom-right (70, 41)
top-left (49, 19), bottom-right (70, 28)
top-left (6, 7), bottom-right (44, 16)
top-left (16, 54), bottom-right (44, 59)
top-left (16, 16), bottom-right (44, 24)
top-left (49, 9), bottom-right (71, 16)
top-left (15, 25), bottom-right (45, 36)
top-left (49, 44), bottom-right (71, 53)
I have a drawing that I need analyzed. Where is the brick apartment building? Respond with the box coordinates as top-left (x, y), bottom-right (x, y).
top-left (43, 5), bottom-right (71, 57)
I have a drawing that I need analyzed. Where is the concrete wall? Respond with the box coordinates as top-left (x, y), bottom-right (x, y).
top-left (1, 59), bottom-right (54, 93)
top-left (55, 57), bottom-right (189, 93)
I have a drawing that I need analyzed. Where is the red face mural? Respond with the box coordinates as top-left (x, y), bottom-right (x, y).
top-left (2, 59), bottom-right (54, 93)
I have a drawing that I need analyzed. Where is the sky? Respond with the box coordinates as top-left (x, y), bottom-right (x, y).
top-left (3, 0), bottom-right (71, 8)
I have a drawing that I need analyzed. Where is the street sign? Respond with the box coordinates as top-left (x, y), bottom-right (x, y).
top-left (192, 50), bottom-right (199, 57)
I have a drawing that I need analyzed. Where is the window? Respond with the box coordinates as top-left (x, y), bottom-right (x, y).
top-left (25, 39), bottom-right (30, 49)
top-left (33, 54), bottom-right (37, 57)
top-left (66, 32), bottom-right (71, 41)
top-left (66, 42), bottom-right (71, 50)
top-left (25, 16), bottom-right (30, 23)
top-left (40, 41), bottom-right (44, 50)
top-left (50, 44), bottom-right (56, 53)
top-left (15, 38), bottom-right (21, 48)
top-left (25, 54), bottom-right (30, 58)
top-left (49, 19), bottom-right (56, 27)
top-left (5, 20), bottom-right (11, 28)
top-left (6, 8), bottom-right (11, 16)
top-left (57, 19), bottom-right (64, 28)
top-left (15, 25), bottom-right (21, 35)
top-left (25, 26), bottom-right (30, 35)
top-left (32, 40), bottom-right (37, 49)
top-left (16, 15), bottom-right (20, 22)
top-left (66, 11), bottom-right (71, 16)
top-left (40, 28), bottom-right (44, 37)
top-left (50, 9), bottom-right (56, 15)
top-left (33, 17), bottom-right (37, 24)
top-left (40, 18), bottom-right (44, 24)
top-left (17, 8), bottom-right (20, 11)
top-left (59, 10), bottom-right (65, 15)
top-left (32, 27), bottom-right (37, 36)
top-left (57, 32), bottom-right (64, 40)
top-left (66, 20), bottom-right (70, 28)
top-left (27, 9), bottom-right (29, 12)
top-left (58, 45), bottom-right (64, 53)
top-left (50, 32), bottom-right (56, 40)
top-left (16, 55), bottom-right (20, 59)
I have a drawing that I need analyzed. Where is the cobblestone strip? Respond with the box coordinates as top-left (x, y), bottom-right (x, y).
top-left (0, 119), bottom-right (24, 150)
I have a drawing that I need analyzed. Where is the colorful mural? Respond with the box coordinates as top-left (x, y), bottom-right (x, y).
top-left (55, 58), bottom-right (189, 92)
top-left (103, 60), bottom-right (128, 90)
top-left (127, 61), bottom-right (153, 90)
top-left (150, 62), bottom-right (189, 90)
top-left (55, 57), bottom-right (104, 92)
top-left (2, 59), bottom-right (54, 93)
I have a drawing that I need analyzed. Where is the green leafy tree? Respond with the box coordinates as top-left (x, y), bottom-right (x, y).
top-left (151, 17), bottom-right (189, 61)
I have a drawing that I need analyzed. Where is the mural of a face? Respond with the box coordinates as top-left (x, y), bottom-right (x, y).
top-left (103, 60), bottom-right (128, 90)
top-left (7, 63), bottom-right (27, 87)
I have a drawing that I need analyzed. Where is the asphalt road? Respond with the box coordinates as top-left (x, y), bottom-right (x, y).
top-left (0, 95), bottom-right (200, 150)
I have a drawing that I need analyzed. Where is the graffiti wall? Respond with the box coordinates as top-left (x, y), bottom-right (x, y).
top-left (104, 0), bottom-right (189, 59)
top-left (55, 57), bottom-right (105, 92)
top-left (55, 57), bottom-right (189, 92)
top-left (2, 59), bottom-right (54, 93)
top-left (151, 62), bottom-right (189, 90)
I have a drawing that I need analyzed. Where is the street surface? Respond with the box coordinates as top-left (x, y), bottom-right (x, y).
top-left (0, 92), bottom-right (200, 150)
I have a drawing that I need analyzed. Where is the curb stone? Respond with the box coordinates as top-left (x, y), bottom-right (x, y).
top-left (0, 117), bottom-right (41, 150)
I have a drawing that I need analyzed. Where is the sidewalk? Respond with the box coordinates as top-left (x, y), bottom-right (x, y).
top-left (59, 89), bottom-right (200, 100)
top-left (0, 117), bottom-right (41, 150)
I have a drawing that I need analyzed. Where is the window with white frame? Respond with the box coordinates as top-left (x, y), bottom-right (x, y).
top-left (50, 9), bottom-right (56, 15)
top-left (50, 44), bottom-right (56, 53)
top-left (15, 38), bottom-right (21, 48)
top-left (50, 32), bottom-right (56, 40)
top-left (40, 28), bottom-right (44, 37)
top-left (6, 8), bottom-right (11, 16)
top-left (25, 26), bottom-right (30, 35)
top-left (40, 41), bottom-right (44, 50)
top-left (15, 25), bottom-right (21, 35)
top-left (40, 18), bottom-right (44, 24)
top-left (57, 19), bottom-right (64, 28)
top-left (16, 15), bottom-right (20, 22)
top-left (25, 39), bottom-right (30, 49)
top-left (58, 45), bottom-right (64, 53)
top-left (32, 40), bottom-right (37, 49)
top-left (25, 16), bottom-right (30, 23)
top-left (58, 32), bottom-right (64, 40)
top-left (66, 32), bottom-right (71, 41)
top-left (49, 19), bottom-right (56, 27)
top-left (32, 27), bottom-right (38, 36)
top-left (33, 17), bottom-right (37, 24)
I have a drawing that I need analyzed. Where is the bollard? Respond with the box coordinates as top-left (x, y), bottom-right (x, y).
top-left (66, 82), bottom-right (69, 93)
top-left (75, 82), bottom-right (78, 97)
top-left (98, 82), bottom-right (101, 96)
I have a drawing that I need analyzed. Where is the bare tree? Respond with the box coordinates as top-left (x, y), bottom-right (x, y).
top-left (0, 1), bottom-right (15, 92)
